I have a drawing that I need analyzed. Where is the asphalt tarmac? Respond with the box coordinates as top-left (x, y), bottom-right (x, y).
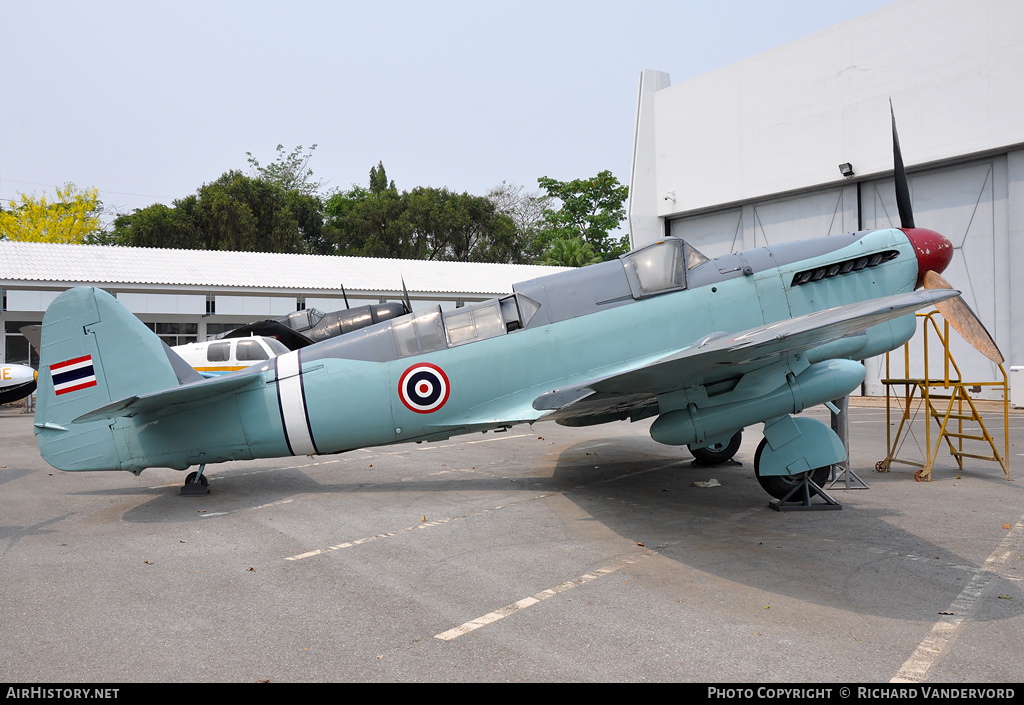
top-left (1, 402), bottom-right (1022, 683)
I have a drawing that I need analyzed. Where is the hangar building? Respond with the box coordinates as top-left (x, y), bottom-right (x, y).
top-left (628, 0), bottom-right (1024, 397)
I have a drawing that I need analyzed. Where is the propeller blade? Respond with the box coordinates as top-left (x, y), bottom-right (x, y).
top-left (891, 98), bottom-right (915, 229)
top-left (401, 276), bottom-right (413, 314)
top-left (923, 270), bottom-right (1004, 364)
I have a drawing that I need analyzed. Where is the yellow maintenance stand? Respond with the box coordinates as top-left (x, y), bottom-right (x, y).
top-left (877, 310), bottom-right (1010, 481)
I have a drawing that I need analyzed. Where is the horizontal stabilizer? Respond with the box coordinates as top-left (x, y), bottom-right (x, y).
top-left (74, 371), bottom-right (262, 424)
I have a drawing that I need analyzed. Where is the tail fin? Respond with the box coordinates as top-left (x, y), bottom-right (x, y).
top-left (34, 287), bottom-right (182, 472)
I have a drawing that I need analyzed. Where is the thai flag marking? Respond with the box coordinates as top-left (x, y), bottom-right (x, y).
top-left (50, 355), bottom-right (98, 395)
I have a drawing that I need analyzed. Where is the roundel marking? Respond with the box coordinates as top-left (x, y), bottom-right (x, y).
top-left (398, 363), bottom-right (450, 414)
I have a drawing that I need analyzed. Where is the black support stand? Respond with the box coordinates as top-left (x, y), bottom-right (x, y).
top-left (768, 473), bottom-right (842, 512)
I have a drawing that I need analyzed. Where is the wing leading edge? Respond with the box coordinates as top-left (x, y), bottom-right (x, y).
top-left (533, 289), bottom-right (958, 421)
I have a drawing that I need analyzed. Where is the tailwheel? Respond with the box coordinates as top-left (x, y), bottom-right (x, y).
top-left (181, 466), bottom-right (210, 496)
top-left (753, 438), bottom-right (831, 501)
top-left (689, 429), bottom-right (742, 466)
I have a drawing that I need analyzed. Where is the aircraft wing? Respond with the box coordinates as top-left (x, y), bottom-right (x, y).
top-left (533, 289), bottom-right (957, 421)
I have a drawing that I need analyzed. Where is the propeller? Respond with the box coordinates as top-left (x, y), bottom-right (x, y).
top-left (922, 271), bottom-right (1004, 364)
top-left (890, 99), bottom-right (915, 229)
top-left (890, 99), bottom-right (1004, 365)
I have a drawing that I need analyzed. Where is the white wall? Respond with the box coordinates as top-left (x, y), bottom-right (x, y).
top-left (215, 295), bottom-right (296, 317)
top-left (117, 293), bottom-right (206, 315)
top-left (631, 0), bottom-right (1024, 229)
top-left (4, 289), bottom-right (61, 312)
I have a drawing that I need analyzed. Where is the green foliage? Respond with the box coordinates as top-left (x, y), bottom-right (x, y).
top-left (108, 171), bottom-right (328, 254)
top-left (368, 161), bottom-right (393, 195)
top-left (540, 236), bottom-right (602, 267)
top-left (246, 144), bottom-right (323, 195)
top-left (324, 163), bottom-right (409, 258)
top-left (536, 170), bottom-right (629, 263)
top-left (323, 163), bottom-right (528, 264)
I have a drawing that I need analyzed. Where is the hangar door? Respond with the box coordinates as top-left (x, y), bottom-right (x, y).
top-left (668, 184), bottom-right (858, 258)
top-left (860, 157), bottom-right (1007, 399)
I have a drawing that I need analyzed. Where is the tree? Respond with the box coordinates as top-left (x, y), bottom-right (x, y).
top-left (487, 180), bottom-right (550, 262)
top-left (535, 170), bottom-right (629, 262)
top-left (324, 163), bottom-right (411, 258)
top-left (107, 171), bottom-right (327, 254)
top-left (0, 183), bottom-right (103, 243)
top-left (245, 144), bottom-right (324, 195)
top-left (540, 236), bottom-right (602, 267)
top-left (404, 187), bottom-right (521, 263)
top-left (324, 163), bottom-right (528, 263)
top-left (104, 201), bottom-right (193, 249)
top-left (368, 161), bottom-right (393, 194)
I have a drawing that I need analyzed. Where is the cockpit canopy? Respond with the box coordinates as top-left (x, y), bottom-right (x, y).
top-left (303, 237), bottom-right (713, 364)
top-left (621, 238), bottom-right (708, 297)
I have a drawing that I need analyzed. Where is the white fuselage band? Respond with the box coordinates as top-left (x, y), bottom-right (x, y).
top-left (275, 351), bottom-right (318, 456)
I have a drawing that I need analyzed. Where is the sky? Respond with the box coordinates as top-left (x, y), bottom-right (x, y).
top-left (1, 0), bottom-right (896, 220)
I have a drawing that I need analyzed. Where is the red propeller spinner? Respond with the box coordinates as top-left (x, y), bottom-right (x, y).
top-left (902, 227), bottom-right (953, 289)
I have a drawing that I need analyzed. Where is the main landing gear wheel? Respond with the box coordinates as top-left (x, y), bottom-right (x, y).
top-left (753, 437), bottom-right (830, 501)
top-left (689, 430), bottom-right (742, 466)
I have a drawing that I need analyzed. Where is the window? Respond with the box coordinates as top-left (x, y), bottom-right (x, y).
top-left (622, 239), bottom-right (692, 298)
top-left (145, 322), bottom-right (198, 347)
top-left (236, 340), bottom-right (270, 361)
top-left (443, 300), bottom-right (506, 347)
top-left (4, 321), bottom-right (37, 366)
top-left (206, 342), bottom-right (231, 362)
top-left (391, 307), bottom-right (447, 358)
top-left (686, 244), bottom-right (710, 269)
top-left (626, 240), bottom-right (685, 294)
top-left (264, 338), bottom-right (290, 356)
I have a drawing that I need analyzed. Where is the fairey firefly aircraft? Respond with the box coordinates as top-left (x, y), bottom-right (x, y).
top-left (31, 108), bottom-right (1002, 501)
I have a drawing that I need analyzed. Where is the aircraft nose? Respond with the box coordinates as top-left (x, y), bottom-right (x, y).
top-left (903, 227), bottom-right (953, 288)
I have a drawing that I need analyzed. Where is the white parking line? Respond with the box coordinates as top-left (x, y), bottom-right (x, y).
top-left (284, 494), bottom-right (551, 561)
top-left (434, 553), bottom-right (650, 641)
top-left (464, 433), bottom-right (532, 445)
top-left (890, 519), bottom-right (1023, 683)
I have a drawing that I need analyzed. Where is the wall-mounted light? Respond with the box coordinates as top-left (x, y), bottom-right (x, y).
top-left (838, 162), bottom-right (854, 177)
top-left (663, 191), bottom-right (676, 202)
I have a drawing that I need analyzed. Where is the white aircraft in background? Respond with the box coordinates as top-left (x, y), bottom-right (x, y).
top-left (172, 336), bottom-right (287, 378)
top-left (1, 363), bottom-right (37, 404)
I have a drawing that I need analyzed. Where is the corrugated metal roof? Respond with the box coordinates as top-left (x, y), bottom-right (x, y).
top-left (0, 241), bottom-right (568, 295)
